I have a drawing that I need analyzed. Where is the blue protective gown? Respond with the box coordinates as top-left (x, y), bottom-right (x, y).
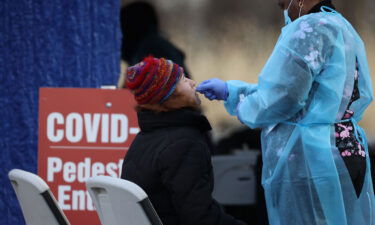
top-left (224, 8), bottom-right (375, 225)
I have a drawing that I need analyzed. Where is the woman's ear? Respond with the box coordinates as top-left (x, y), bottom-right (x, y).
top-left (139, 104), bottom-right (168, 112)
top-left (160, 91), bottom-right (182, 109)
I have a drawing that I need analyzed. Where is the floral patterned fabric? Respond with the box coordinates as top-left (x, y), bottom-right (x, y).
top-left (335, 61), bottom-right (365, 158)
top-left (334, 60), bottom-right (366, 197)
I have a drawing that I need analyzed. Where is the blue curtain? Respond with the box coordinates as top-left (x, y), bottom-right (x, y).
top-left (0, 0), bottom-right (120, 224)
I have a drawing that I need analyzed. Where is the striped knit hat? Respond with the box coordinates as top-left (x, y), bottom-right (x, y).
top-left (125, 56), bottom-right (184, 104)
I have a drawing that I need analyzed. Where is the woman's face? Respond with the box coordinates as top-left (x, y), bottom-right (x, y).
top-left (163, 75), bottom-right (201, 109)
top-left (278, 0), bottom-right (320, 21)
top-left (277, 0), bottom-right (304, 22)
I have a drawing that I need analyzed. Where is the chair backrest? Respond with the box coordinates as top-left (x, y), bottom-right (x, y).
top-left (211, 151), bottom-right (259, 205)
top-left (8, 169), bottom-right (70, 225)
top-left (86, 176), bottom-right (163, 225)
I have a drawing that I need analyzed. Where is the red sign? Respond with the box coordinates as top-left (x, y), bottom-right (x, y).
top-left (38, 88), bottom-right (138, 225)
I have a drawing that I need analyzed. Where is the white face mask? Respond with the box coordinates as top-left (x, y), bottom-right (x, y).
top-left (284, 0), bottom-right (295, 25)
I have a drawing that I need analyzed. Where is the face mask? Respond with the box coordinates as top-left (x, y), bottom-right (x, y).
top-left (284, 0), bottom-right (295, 25)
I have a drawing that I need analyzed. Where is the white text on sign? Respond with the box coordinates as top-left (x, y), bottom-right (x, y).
top-left (47, 157), bottom-right (124, 211)
top-left (47, 113), bottom-right (131, 143)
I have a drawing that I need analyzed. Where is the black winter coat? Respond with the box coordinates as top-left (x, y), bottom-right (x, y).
top-left (121, 108), bottom-right (246, 225)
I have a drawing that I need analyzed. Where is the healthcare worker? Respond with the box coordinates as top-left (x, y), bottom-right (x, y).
top-left (196, 0), bottom-right (375, 225)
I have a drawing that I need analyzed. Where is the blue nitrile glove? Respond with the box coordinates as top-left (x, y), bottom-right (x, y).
top-left (196, 78), bottom-right (228, 101)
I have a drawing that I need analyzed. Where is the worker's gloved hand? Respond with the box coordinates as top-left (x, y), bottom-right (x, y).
top-left (196, 78), bottom-right (228, 101)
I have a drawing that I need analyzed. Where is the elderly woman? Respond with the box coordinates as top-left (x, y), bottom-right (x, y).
top-left (121, 56), bottom-right (246, 225)
top-left (197, 0), bottom-right (375, 225)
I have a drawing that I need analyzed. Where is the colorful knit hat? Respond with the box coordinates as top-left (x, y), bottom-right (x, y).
top-left (125, 56), bottom-right (184, 104)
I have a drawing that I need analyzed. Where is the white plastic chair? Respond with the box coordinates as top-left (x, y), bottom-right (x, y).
top-left (211, 150), bottom-right (260, 205)
top-left (8, 169), bottom-right (70, 225)
top-left (86, 176), bottom-right (163, 225)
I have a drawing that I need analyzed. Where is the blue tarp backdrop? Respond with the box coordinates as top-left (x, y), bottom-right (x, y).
top-left (0, 0), bottom-right (121, 224)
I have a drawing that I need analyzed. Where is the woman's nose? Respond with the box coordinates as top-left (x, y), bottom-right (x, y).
top-left (190, 79), bottom-right (196, 88)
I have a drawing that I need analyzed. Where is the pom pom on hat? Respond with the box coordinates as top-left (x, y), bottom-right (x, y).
top-left (125, 56), bottom-right (184, 104)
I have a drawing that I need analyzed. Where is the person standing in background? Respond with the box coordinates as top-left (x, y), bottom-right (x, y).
top-left (197, 0), bottom-right (375, 224)
top-left (118, 1), bottom-right (191, 88)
